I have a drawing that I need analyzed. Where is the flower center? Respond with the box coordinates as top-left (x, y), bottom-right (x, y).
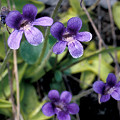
top-left (104, 86), bottom-right (115, 95)
top-left (20, 20), bottom-right (32, 31)
top-left (62, 32), bottom-right (75, 43)
top-left (54, 101), bottom-right (68, 112)
top-left (63, 32), bottom-right (71, 38)
top-left (108, 87), bottom-right (115, 94)
top-left (20, 20), bottom-right (29, 28)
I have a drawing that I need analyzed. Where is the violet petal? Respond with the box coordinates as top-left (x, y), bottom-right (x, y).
top-left (57, 111), bottom-right (70, 120)
top-left (116, 81), bottom-right (120, 87)
top-left (53, 41), bottom-right (67, 54)
top-left (100, 94), bottom-right (110, 103)
top-left (24, 26), bottom-right (44, 46)
top-left (8, 30), bottom-right (23, 49)
top-left (68, 40), bottom-right (83, 58)
top-left (93, 81), bottom-right (105, 94)
top-left (48, 90), bottom-right (60, 101)
top-left (33, 17), bottom-right (53, 26)
top-left (60, 91), bottom-right (72, 104)
top-left (5, 11), bottom-right (23, 29)
top-left (111, 88), bottom-right (120, 100)
top-left (106, 73), bottom-right (117, 87)
top-left (22, 4), bottom-right (37, 22)
top-left (50, 22), bottom-right (65, 40)
top-left (67, 17), bottom-right (82, 34)
top-left (76, 32), bottom-right (92, 42)
top-left (68, 103), bottom-right (79, 115)
top-left (42, 102), bottom-right (55, 116)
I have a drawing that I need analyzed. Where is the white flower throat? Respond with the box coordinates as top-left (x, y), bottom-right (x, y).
top-left (62, 32), bottom-right (75, 43)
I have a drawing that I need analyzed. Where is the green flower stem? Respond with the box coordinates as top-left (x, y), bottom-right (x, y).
top-left (88, 0), bottom-right (101, 11)
top-left (36, 0), bottom-right (63, 65)
top-left (30, 47), bottom-right (53, 77)
top-left (36, 27), bottom-right (50, 64)
top-left (72, 88), bottom-right (93, 101)
top-left (0, 49), bottom-right (13, 78)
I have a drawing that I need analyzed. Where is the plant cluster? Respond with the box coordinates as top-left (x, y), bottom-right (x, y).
top-left (0, 0), bottom-right (120, 120)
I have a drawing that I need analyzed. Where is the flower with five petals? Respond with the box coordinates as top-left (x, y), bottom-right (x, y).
top-left (93, 73), bottom-right (120, 103)
top-left (42, 90), bottom-right (79, 120)
top-left (50, 17), bottom-right (92, 58)
top-left (5, 4), bottom-right (53, 49)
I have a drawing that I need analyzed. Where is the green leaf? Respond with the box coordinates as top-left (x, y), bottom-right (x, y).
top-left (29, 101), bottom-right (46, 118)
top-left (0, 99), bottom-right (12, 108)
top-left (59, 8), bottom-right (77, 24)
top-left (0, 74), bottom-right (12, 98)
top-left (84, 42), bottom-right (113, 64)
top-left (57, 50), bottom-right (67, 62)
top-left (51, 50), bottom-right (67, 63)
top-left (20, 83), bottom-right (25, 102)
top-left (0, 108), bottom-right (12, 117)
top-left (80, 71), bottom-right (95, 89)
top-left (14, 0), bottom-right (29, 12)
top-left (20, 41), bottom-right (43, 64)
top-left (59, 0), bottom-right (89, 31)
top-left (0, 99), bottom-right (12, 117)
top-left (69, 0), bottom-right (81, 14)
top-left (20, 83), bottom-right (51, 120)
top-left (0, 63), bottom-right (27, 98)
top-left (20, 83), bottom-right (40, 120)
top-left (50, 82), bottom-right (65, 93)
top-left (54, 70), bottom-right (62, 82)
top-left (48, 35), bottom-right (57, 48)
top-left (30, 111), bottom-right (51, 120)
top-left (24, 60), bottom-right (52, 83)
top-left (18, 63), bottom-right (28, 82)
top-left (61, 47), bottom-right (120, 82)
top-left (70, 58), bottom-right (114, 82)
top-left (113, 2), bottom-right (120, 29)
top-left (58, 55), bottom-right (79, 70)
top-left (61, 47), bottom-right (120, 71)
top-left (31, 62), bottom-right (52, 83)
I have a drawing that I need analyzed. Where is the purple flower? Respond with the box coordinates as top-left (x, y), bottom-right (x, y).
top-left (42, 90), bottom-right (79, 120)
top-left (50, 17), bottom-right (92, 58)
top-left (5, 4), bottom-right (53, 49)
top-left (93, 73), bottom-right (120, 103)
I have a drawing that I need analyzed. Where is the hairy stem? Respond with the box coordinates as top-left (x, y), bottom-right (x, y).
top-left (106, 0), bottom-right (119, 75)
top-left (97, 5), bottom-right (102, 80)
top-left (11, 0), bottom-right (16, 10)
top-left (107, 0), bottom-right (120, 116)
top-left (13, 50), bottom-right (20, 120)
top-left (82, 3), bottom-right (116, 63)
top-left (72, 88), bottom-right (93, 101)
top-left (3, 32), bottom-right (16, 119)
top-left (7, 0), bottom-right (11, 10)
top-left (88, 0), bottom-right (101, 11)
